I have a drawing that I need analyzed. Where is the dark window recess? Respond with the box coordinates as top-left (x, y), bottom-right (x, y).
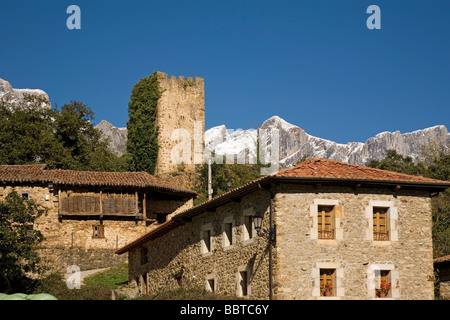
top-left (140, 247), bottom-right (148, 265)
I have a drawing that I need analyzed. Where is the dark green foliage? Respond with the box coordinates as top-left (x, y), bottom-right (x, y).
top-left (52, 101), bottom-right (127, 171)
top-left (30, 265), bottom-right (128, 300)
top-left (32, 273), bottom-right (112, 300)
top-left (427, 152), bottom-right (450, 182)
top-left (142, 287), bottom-right (243, 300)
top-left (367, 149), bottom-right (450, 258)
top-left (0, 100), bottom-right (126, 172)
top-left (0, 191), bottom-right (46, 293)
top-left (0, 104), bottom-right (57, 166)
top-left (126, 72), bottom-right (162, 174)
top-left (426, 151), bottom-right (450, 258)
top-left (366, 149), bottom-right (426, 176)
top-left (194, 161), bottom-right (262, 205)
top-left (432, 189), bottom-right (450, 258)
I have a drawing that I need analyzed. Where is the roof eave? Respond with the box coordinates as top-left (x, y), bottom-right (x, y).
top-left (273, 176), bottom-right (450, 191)
top-left (50, 182), bottom-right (197, 198)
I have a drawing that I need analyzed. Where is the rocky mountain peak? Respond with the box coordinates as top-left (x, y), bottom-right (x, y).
top-left (0, 78), bottom-right (51, 109)
top-left (205, 116), bottom-right (450, 168)
top-left (95, 120), bottom-right (128, 156)
top-left (96, 115), bottom-right (449, 169)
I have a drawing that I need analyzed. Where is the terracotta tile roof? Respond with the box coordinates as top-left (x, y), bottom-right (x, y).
top-left (434, 254), bottom-right (450, 264)
top-left (116, 158), bottom-right (450, 254)
top-left (274, 158), bottom-right (450, 185)
top-left (0, 164), bottom-right (50, 183)
top-left (0, 164), bottom-right (196, 196)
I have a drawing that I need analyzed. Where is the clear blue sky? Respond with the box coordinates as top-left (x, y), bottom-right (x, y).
top-left (1, 0), bottom-right (449, 144)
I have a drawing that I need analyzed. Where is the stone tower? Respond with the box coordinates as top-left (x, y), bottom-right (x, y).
top-left (154, 72), bottom-right (205, 175)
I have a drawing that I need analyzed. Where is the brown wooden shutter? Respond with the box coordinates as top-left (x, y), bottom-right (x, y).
top-left (373, 207), bottom-right (388, 240)
top-left (318, 205), bottom-right (335, 239)
top-left (98, 224), bottom-right (104, 238)
top-left (93, 224), bottom-right (105, 238)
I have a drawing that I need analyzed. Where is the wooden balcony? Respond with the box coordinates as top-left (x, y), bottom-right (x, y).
top-left (58, 193), bottom-right (155, 221)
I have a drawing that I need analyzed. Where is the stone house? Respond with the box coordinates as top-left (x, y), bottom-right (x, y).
top-left (116, 158), bottom-right (450, 299)
top-left (434, 254), bottom-right (450, 300)
top-left (0, 164), bottom-right (196, 272)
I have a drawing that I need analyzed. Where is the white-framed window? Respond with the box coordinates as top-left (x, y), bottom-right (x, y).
top-left (242, 208), bottom-right (255, 244)
top-left (366, 263), bottom-right (399, 299)
top-left (364, 201), bottom-right (398, 243)
top-left (310, 199), bottom-right (343, 242)
top-left (222, 216), bottom-right (235, 249)
top-left (174, 271), bottom-right (183, 288)
top-left (205, 274), bottom-right (217, 293)
top-left (137, 273), bottom-right (149, 295)
top-left (312, 262), bottom-right (345, 299)
top-left (320, 268), bottom-right (336, 296)
top-left (200, 223), bottom-right (213, 255)
top-left (236, 265), bottom-right (251, 297)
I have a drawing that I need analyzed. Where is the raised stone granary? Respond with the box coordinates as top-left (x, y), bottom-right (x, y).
top-left (117, 158), bottom-right (450, 300)
top-left (0, 164), bottom-right (196, 272)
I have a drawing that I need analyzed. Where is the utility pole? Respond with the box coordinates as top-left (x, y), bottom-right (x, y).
top-left (208, 159), bottom-right (213, 200)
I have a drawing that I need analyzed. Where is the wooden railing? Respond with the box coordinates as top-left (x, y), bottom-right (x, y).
top-left (373, 231), bottom-right (389, 241)
top-left (318, 229), bottom-right (334, 240)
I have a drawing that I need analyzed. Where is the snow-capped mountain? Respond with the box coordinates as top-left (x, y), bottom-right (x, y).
top-left (0, 78), bottom-right (51, 109)
top-left (97, 115), bottom-right (449, 168)
top-left (205, 116), bottom-right (450, 168)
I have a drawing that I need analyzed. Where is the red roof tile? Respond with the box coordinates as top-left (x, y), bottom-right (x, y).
top-left (0, 164), bottom-right (50, 183)
top-left (0, 164), bottom-right (196, 196)
top-left (434, 254), bottom-right (450, 264)
top-left (275, 158), bottom-right (449, 185)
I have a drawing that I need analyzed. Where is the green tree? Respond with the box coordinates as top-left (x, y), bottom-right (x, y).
top-left (432, 189), bottom-right (450, 258)
top-left (126, 72), bottom-right (162, 174)
top-left (0, 100), bottom-right (126, 172)
top-left (53, 100), bottom-right (126, 171)
top-left (0, 104), bottom-right (59, 166)
top-left (426, 151), bottom-right (450, 182)
top-left (0, 191), bottom-right (46, 293)
top-left (194, 160), bottom-right (262, 205)
top-left (422, 149), bottom-right (450, 258)
top-left (366, 149), bottom-right (426, 176)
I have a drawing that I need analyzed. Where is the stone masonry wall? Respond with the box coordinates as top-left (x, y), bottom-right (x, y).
top-left (0, 185), bottom-right (182, 273)
top-left (155, 72), bottom-right (205, 175)
top-left (127, 183), bottom-right (435, 300)
top-left (128, 189), bottom-right (273, 299)
top-left (273, 184), bottom-right (434, 300)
